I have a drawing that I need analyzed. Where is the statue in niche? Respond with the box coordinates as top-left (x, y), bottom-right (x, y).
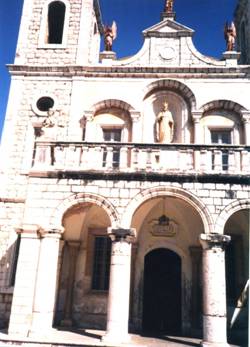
top-left (103, 21), bottom-right (117, 51)
top-left (165, 0), bottom-right (174, 13)
top-left (224, 22), bottom-right (236, 51)
top-left (155, 101), bottom-right (174, 143)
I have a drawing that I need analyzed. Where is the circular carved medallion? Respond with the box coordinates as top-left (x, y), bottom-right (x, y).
top-left (159, 47), bottom-right (176, 60)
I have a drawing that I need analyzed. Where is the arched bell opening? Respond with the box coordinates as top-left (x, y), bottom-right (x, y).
top-left (55, 202), bottom-right (113, 330)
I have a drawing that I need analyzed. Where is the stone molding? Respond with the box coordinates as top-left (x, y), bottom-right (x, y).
top-left (108, 227), bottom-right (136, 243)
top-left (200, 233), bottom-right (231, 251)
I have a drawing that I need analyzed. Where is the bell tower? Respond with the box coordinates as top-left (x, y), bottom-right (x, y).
top-left (15, 0), bottom-right (103, 65)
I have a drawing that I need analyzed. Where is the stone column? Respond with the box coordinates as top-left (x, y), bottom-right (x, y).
top-left (30, 228), bottom-right (63, 335)
top-left (61, 241), bottom-right (80, 326)
top-left (8, 225), bottom-right (41, 337)
top-left (200, 233), bottom-right (231, 347)
top-left (242, 113), bottom-right (250, 145)
top-left (103, 228), bottom-right (136, 344)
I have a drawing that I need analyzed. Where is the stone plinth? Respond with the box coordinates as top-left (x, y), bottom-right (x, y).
top-left (99, 51), bottom-right (116, 66)
top-left (102, 228), bottom-right (135, 344)
top-left (161, 12), bottom-right (176, 21)
top-left (223, 51), bottom-right (241, 67)
top-left (200, 234), bottom-right (231, 347)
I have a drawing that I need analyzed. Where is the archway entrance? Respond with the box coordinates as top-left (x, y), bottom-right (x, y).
top-left (142, 248), bottom-right (182, 335)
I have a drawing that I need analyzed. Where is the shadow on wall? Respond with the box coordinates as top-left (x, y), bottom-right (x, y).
top-left (0, 237), bottom-right (18, 329)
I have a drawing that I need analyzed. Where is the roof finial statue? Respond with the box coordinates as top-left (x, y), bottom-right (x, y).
top-left (164, 0), bottom-right (174, 13)
top-left (224, 21), bottom-right (236, 51)
top-left (103, 21), bottom-right (117, 52)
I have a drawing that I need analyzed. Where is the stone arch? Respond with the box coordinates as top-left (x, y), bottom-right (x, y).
top-left (50, 192), bottom-right (120, 229)
top-left (143, 79), bottom-right (197, 111)
top-left (121, 186), bottom-right (213, 234)
top-left (91, 99), bottom-right (136, 114)
top-left (199, 99), bottom-right (247, 116)
top-left (215, 199), bottom-right (250, 234)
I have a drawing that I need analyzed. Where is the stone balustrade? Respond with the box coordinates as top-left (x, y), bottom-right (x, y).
top-left (32, 141), bottom-right (250, 174)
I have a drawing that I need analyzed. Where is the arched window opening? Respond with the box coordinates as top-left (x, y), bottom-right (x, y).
top-left (47, 1), bottom-right (66, 44)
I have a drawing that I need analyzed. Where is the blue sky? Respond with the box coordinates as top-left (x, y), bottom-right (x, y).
top-left (0, 0), bottom-right (237, 139)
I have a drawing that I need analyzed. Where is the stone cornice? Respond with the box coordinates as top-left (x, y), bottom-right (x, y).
top-left (7, 64), bottom-right (250, 79)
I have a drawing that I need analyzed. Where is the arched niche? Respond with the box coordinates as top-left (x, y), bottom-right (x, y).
top-left (200, 109), bottom-right (244, 145)
top-left (92, 107), bottom-right (132, 142)
top-left (143, 90), bottom-right (192, 143)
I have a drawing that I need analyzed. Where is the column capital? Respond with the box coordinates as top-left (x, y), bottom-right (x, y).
top-left (130, 111), bottom-right (141, 122)
top-left (108, 228), bottom-right (136, 243)
top-left (83, 111), bottom-right (94, 122)
top-left (200, 233), bottom-right (230, 251)
top-left (15, 224), bottom-right (41, 239)
top-left (39, 227), bottom-right (64, 239)
top-left (242, 111), bottom-right (250, 123)
top-left (192, 111), bottom-right (203, 122)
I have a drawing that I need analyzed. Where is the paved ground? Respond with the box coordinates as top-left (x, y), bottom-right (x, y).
top-left (0, 328), bottom-right (244, 347)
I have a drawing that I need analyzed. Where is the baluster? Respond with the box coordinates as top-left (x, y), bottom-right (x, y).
top-left (228, 150), bottom-right (236, 173)
top-left (138, 149), bottom-right (147, 170)
top-left (213, 150), bottom-right (222, 172)
top-left (80, 146), bottom-right (89, 170)
top-left (200, 150), bottom-right (208, 172)
top-left (34, 143), bottom-right (52, 168)
top-left (241, 150), bottom-right (250, 173)
top-left (120, 146), bottom-right (128, 171)
top-left (54, 146), bottom-right (65, 169)
top-left (105, 146), bottom-right (113, 170)
top-left (186, 149), bottom-right (194, 171)
top-left (146, 149), bottom-right (152, 170)
top-left (66, 145), bottom-right (77, 169)
top-left (94, 146), bottom-right (103, 170)
top-left (131, 148), bottom-right (139, 170)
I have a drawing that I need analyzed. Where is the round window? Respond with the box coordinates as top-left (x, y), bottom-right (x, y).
top-left (36, 97), bottom-right (54, 112)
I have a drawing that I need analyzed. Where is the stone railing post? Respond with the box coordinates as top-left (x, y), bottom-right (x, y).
top-left (103, 228), bottom-right (136, 344)
top-left (30, 228), bottom-right (63, 335)
top-left (200, 233), bottom-right (231, 347)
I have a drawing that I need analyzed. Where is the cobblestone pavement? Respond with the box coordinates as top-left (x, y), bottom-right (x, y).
top-left (0, 329), bottom-right (244, 347)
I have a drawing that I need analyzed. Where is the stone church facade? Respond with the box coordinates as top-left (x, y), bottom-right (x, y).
top-left (0, 1), bottom-right (249, 346)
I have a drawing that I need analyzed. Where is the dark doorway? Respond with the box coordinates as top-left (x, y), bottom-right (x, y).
top-left (142, 248), bottom-right (182, 335)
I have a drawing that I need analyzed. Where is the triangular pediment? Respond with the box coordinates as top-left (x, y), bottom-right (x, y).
top-left (143, 19), bottom-right (194, 37)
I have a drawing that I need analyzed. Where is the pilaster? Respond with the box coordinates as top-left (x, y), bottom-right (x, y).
top-left (8, 225), bottom-right (41, 336)
top-left (30, 228), bottom-right (63, 335)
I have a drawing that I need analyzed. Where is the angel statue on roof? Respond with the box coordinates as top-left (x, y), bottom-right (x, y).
top-left (224, 21), bottom-right (236, 51)
top-left (104, 21), bottom-right (117, 51)
top-left (165, 0), bottom-right (174, 13)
